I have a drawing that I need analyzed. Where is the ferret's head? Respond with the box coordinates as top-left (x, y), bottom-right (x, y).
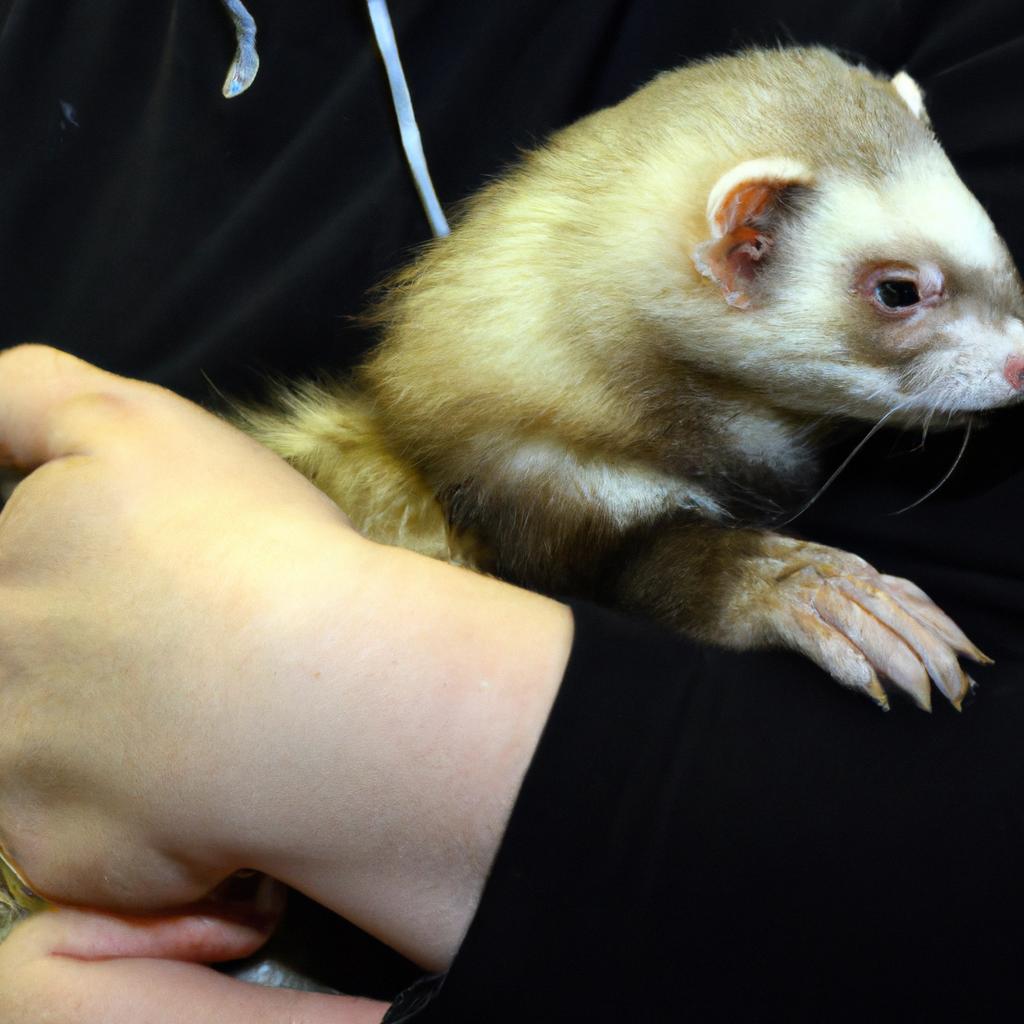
top-left (687, 55), bottom-right (1024, 426)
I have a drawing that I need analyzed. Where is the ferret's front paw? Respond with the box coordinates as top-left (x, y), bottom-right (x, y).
top-left (743, 537), bottom-right (990, 710)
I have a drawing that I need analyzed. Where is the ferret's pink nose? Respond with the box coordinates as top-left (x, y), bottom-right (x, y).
top-left (1004, 354), bottom-right (1024, 391)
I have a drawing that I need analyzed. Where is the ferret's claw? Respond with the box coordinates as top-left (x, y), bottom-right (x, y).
top-left (829, 575), bottom-right (971, 708)
top-left (864, 673), bottom-right (891, 711)
top-left (878, 574), bottom-right (993, 664)
top-left (812, 584), bottom-right (933, 710)
top-left (787, 609), bottom-right (894, 709)
top-left (750, 537), bottom-right (985, 711)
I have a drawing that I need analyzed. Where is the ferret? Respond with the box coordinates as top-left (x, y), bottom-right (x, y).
top-left (2, 40), bottom-right (1021, 959)
top-left (239, 46), bottom-right (1024, 714)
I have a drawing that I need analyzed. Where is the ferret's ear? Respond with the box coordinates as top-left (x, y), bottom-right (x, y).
top-left (891, 71), bottom-right (930, 124)
top-left (693, 157), bottom-right (814, 310)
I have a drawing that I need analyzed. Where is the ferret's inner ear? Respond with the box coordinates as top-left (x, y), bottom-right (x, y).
top-left (693, 158), bottom-right (814, 310)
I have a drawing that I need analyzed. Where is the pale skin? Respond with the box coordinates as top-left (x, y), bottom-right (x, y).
top-left (0, 345), bottom-right (574, 1021)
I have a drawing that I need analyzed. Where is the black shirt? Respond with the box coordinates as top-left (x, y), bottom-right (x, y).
top-left (389, 600), bottom-right (1024, 1020)
top-left (2, 1), bottom-right (1022, 1019)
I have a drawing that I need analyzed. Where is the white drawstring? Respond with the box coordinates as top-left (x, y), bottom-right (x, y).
top-left (217, 0), bottom-right (449, 240)
top-left (365, 0), bottom-right (450, 237)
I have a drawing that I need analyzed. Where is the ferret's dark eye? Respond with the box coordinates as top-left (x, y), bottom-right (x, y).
top-left (874, 280), bottom-right (921, 309)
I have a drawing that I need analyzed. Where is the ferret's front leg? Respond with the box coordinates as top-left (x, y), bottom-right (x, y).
top-left (614, 524), bottom-right (990, 710)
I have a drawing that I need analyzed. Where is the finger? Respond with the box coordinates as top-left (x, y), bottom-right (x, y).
top-left (5, 913), bottom-right (391, 1024)
top-left (783, 610), bottom-right (889, 709)
top-left (21, 954), bottom-right (391, 1024)
top-left (833, 577), bottom-right (971, 708)
top-left (44, 905), bottom-right (275, 964)
top-left (879, 575), bottom-right (993, 664)
top-left (813, 587), bottom-right (931, 711)
top-left (0, 345), bottom-right (135, 470)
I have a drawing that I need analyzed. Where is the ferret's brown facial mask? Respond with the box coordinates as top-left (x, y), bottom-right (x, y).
top-left (850, 253), bottom-right (1024, 413)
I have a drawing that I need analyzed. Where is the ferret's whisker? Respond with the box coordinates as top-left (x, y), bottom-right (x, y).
top-left (922, 405), bottom-right (936, 440)
top-left (890, 416), bottom-right (972, 515)
top-left (910, 405), bottom-right (936, 450)
top-left (773, 400), bottom-right (913, 527)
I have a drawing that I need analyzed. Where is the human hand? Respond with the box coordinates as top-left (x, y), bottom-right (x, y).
top-left (0, 344), bottom-right (364, 912)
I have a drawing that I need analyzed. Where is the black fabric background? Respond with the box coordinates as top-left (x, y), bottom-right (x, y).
top-left (412, 599), bottom-right (1024, 1021)
top-left (2, 0), bottom-right (1023, 1018)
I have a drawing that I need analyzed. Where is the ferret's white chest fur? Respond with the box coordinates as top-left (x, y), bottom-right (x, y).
top-left (503, 441), bottom-right (724, 529)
